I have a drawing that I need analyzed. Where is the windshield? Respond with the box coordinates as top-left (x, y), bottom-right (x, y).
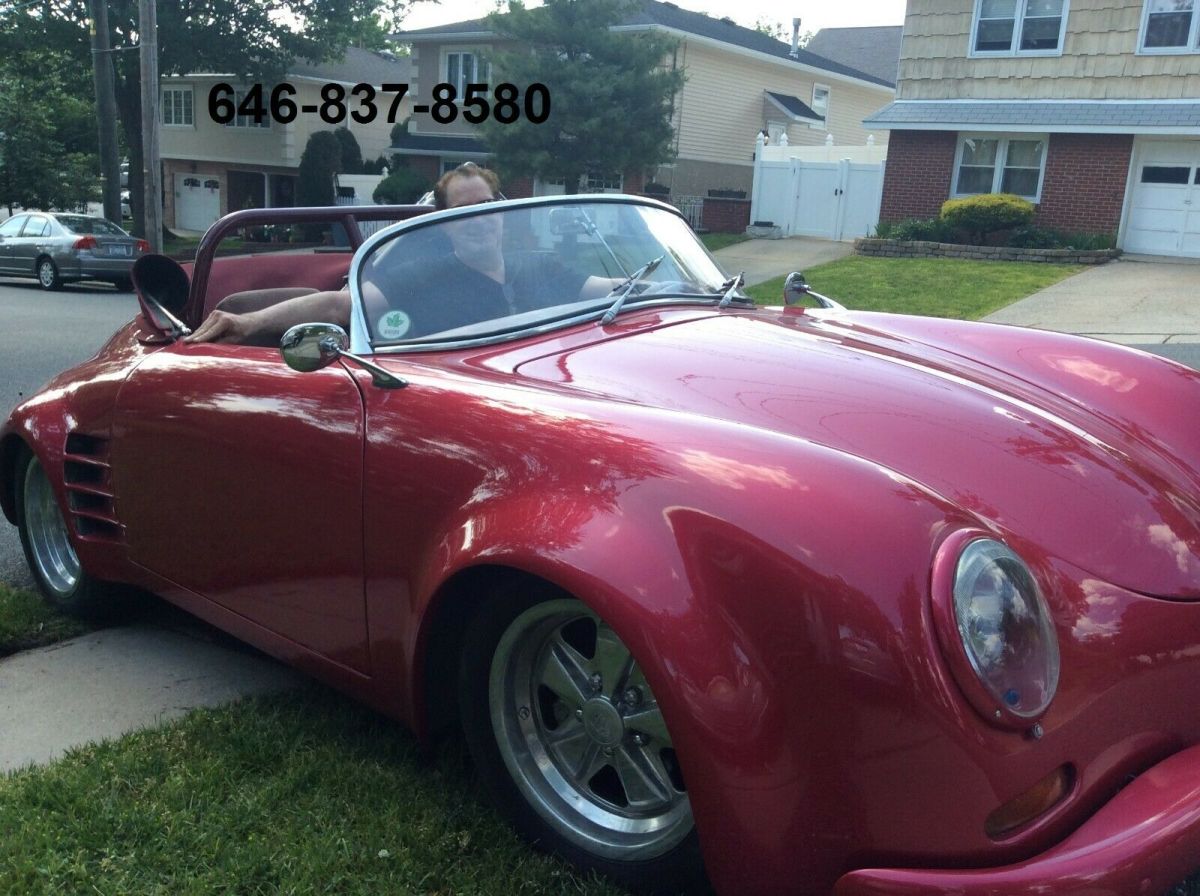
top-left (354, 198), bottom-right (742, 348)
top-left (57, 216), bottom-right (127, 236)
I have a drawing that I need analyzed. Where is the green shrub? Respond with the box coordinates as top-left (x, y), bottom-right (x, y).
top-left (373, 165), bottom-right (433, 204)
top-left (940, 193), bottom-right (1035, 243)
top-left (1004, 227), bottom-right (1117, 250)
top-left (878, 217), bottom-right (958, 242)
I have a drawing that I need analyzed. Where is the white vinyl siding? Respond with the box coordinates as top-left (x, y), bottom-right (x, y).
top-left (953, 134), bottom-right (1047, 200)
top-left (671, 42), bottom-right (891, 166)
top-left (1139, 0), bottom-right (1200, 53)
top-left (162, 87), bottom-right (193, 127)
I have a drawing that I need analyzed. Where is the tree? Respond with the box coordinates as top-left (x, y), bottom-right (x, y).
top-left (1, 0), bottom-right (416, 235)
top-left (0, 48), bottom-right (100, 214)
top-left (478, 0), bottom-right (683, 194)
top-left (296, 131), bottom-right (344, 207)
top-left (334, 127), bottom-right (364, 174)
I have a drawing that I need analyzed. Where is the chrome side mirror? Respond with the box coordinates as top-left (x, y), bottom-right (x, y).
top-left (281, 323), bottom-right (346, 373)
top-left (782, 271), bottom-right (845, 311)
top-left (280, 322), bottom-right (407, 389)
top-left (783, 271), bottom-right (809, 306)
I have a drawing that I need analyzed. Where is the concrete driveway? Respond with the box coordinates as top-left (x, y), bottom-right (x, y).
top-left (712, 235), bottom-right (853, 287)
top-left (984, 254), bottom-right (1200, 345)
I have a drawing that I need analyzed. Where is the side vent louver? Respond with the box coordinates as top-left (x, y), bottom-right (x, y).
top-left (62, 432), bottom-right (122, 542)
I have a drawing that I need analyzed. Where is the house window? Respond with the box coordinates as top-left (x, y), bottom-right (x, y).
top-left (227, 90), bottom-right (270, 129)
top-left (972, 0), bottom-right (1068, 55)
top-left (811, 84), bottom-right (830, 123)
top-left (1140, 0), bottom-right (1200, 52)
top-left (162, 87), bottom-right (193, 126)
top-left (445, 51), bottom-right (491, 96)
top-left (585, 172), bottom-right (623, 192)
top-left (953, 135), bottom-right (1047, 200)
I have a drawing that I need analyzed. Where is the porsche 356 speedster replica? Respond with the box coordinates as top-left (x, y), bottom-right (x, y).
top-left (5, 196), bottom-right (1200, 895)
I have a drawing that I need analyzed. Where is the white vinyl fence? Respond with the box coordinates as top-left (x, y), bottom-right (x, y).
top-left (750, 141), bottom-right (886, 241)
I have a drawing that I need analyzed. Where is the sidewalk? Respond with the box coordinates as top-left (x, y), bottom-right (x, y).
top-left (0, 618), bottom-right (301, 773)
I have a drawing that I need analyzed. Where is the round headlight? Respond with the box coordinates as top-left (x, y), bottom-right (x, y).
top-left (953, 539), bottom-right (1059, 720)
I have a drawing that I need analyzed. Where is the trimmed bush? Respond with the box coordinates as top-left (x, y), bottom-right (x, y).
top-left (876, 217), bottom-right (958, 242)
top-left (940, 193), bottom-right (1035, 243)
top-left (373, 165), bottom-right (433, 204)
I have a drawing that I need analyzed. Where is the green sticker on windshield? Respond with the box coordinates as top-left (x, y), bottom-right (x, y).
top-left (377, 310), bottom-right (412, 340)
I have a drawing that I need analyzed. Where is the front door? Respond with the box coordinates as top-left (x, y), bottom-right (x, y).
top-left (111, 343), bottom-right (371, 672)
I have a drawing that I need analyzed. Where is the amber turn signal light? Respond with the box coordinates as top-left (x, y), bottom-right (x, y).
top-left (985, 765), bottom-right (1073, 839)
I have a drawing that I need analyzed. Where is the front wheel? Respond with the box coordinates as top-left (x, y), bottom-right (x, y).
top-left (37, 257), bottom-right (62, 290)
top-left (15, 450), bottom-right (113, 617)
top-left (459, 587), bottom-right (707, 894)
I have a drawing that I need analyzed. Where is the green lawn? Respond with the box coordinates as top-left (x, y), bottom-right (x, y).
top-left (0, 685), bottom-right (623, 896)
top-left (746, 256), bottom-right (1084, 320)
top-left (699, 232), bottom-right (751, 253)
top-left (0, 582), bottom-right (92, 659)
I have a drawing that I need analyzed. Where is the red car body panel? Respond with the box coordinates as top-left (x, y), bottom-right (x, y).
top-left (5, 205), bottom-right (1200, 894)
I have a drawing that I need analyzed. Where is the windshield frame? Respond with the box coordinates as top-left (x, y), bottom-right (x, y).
top-left (347, 193), bottom-right (744, 355)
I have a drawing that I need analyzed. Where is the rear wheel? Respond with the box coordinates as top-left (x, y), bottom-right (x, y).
top-left (113, 277), bottom-right (133, 293)
top-left (36, 257), bottom-right (61, 290)
top-left (459, 586), bottom-right (707, 894)
top-left (15, 450), bottom-right (111, 616)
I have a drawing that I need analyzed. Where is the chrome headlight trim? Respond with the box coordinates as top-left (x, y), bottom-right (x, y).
top-left (932, 533), bottom-right (1060, 728)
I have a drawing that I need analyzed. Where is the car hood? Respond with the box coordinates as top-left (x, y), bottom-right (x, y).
top-left (514, 309), bottom-right (1200, 599)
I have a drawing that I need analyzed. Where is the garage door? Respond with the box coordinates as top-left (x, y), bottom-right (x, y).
top-left (1124, 140), bottom-right (1200, 257)
top-left (174, 174), bottom-right (221, 232)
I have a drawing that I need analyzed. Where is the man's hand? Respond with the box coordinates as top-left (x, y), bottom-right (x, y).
top-left (184, 309), bottom-right (263, 344)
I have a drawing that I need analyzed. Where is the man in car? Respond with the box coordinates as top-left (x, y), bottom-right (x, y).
top-left (185, 162), bottom-right (508, 345)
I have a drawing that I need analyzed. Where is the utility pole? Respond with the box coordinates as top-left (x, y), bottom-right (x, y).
top-left (139, 0), bottom-right (163, 251)
top-left (89, 0), bottom-right (122, 223)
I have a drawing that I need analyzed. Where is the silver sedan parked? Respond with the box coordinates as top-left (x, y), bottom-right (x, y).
top-left (0, 212), bottom-right (148, 291)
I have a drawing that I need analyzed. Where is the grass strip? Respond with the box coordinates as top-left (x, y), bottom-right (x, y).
top-left (0, 583), bottom-right (92, 658)
top-left (0, 685), bottom-right (624, 895)
top-left (746, 256), bottom-right (1085, 320)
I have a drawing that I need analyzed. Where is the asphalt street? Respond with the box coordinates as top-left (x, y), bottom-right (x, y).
top-left (0, 278), bottom-right (139, 587)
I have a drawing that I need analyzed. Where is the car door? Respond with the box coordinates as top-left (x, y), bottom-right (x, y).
top-left (13, 215), bottom-right (51, 274)
top-left (0, 215), bottom-right (27, 273)
top-left (110, 342), bottom-right (371, 673)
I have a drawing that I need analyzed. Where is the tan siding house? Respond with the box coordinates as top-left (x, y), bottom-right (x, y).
top-left (159, 48), bottom-right (411, 232)
top-left (868, 1), bottom-right (1200, 256)
top-left (393, 0), bottom-right (895, 210)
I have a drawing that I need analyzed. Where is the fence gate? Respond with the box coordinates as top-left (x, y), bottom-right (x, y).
top-left (750, 155), bottom-right (883, 241)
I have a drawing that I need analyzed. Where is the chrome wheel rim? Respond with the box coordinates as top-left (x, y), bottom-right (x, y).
top-left (23, 458), bottom-right (80, 596)
top-left (37, 261), bottom-right (55, 288)
top-left (489, 599), bottom-right (692, 860)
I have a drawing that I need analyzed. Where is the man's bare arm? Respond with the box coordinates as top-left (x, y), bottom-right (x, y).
top-left (184, 289), bottom-right (352, 344)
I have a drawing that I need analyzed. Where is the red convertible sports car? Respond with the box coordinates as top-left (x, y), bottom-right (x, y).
top-left (5, 195), bottom-right (1200, 895)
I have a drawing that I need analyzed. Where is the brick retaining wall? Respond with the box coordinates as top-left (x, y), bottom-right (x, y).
top-left (855, 238), bottom-right (1118, 265)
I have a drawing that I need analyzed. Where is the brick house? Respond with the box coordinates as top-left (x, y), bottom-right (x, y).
top-left (391, 0), bottom-right (895, 229)
top-left (159, 47), bottom-right (411, 233)
top-left (865, 1), bottom-right (1200, 257)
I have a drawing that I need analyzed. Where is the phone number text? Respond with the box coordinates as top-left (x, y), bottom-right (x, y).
top-left (207, 82), bottom-right (551, 126)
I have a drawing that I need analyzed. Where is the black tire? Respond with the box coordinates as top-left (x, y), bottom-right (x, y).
top-left (36, 257), bottom-right (62, 290)
top-left (14, 449), bottom-right (117, 618)
top-left (113, 277), bottom-right (133, 293)
top-left (459, 583), bottom-right (710, 895)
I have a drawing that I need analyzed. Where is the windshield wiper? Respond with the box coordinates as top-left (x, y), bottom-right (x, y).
top-left (600, 255), bottom-right (664, 325)
top-left (716, 272), bottom-right (746, 309)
